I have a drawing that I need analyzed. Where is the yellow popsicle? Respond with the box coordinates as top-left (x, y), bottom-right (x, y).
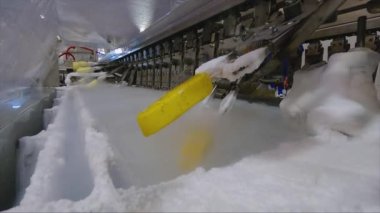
top-left (72, 61), bottom-right (90, 71)
top-left (137, 73), bottom-right (213, 137)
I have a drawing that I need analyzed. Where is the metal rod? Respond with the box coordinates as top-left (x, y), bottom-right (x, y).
top-left (159, 45), bottom-right (163, 89)
top-left (168, 41), bottom-right (173, 89)
top-left (152, 48), bottom-right (156, 88)
top-left (213, 31), bottom-right (220, 58)
top-left (180, 37), bottom-right (185, 75)
top-left (194, 31), bottom-right (200, 74)
top-left (356, 16), bottom-right (367, 48)
top-left (283, 0), bottom-right (346, 58)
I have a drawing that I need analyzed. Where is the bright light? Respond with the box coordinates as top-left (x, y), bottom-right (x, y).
top-left (40, 14), bottom-right (45, 19)
top-left (114, 48), bottom-right (123, 54)
top-left (97, 48), bottom-right (106, 55)
top-left (128, 1), bottom-right (155, 35)
top-left (139, 26), bottom-right (147, 33)
top-left (12, 105), bottom-right (21, 109)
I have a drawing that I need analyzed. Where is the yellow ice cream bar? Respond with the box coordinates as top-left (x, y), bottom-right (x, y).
top-left (137, 73), bottom-right (213, 137)
top-left (72, 61), bottom-right (90, 71)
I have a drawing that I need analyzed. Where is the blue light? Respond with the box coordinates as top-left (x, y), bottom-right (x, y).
top-left (12, 104), bottom-right (21, 109)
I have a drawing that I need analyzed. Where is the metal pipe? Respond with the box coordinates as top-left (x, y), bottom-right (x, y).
top-left (356, 16), bottom-right (367, 48)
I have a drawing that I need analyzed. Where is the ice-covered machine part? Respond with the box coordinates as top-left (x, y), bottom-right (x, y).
top-left (64, 72), bottom-right (107, 86)
top-left (195, 47), bottom-right (270, 82)
top-left (0, 2), bottom-right (59, 205)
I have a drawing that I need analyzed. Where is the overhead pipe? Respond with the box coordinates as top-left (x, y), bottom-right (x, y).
top-left (79, 46), bottom-right (95, 55)
top-left (65, 45), bottom-right (76, 53)
top-left (59, 45), bottom-right (95, 62)
top-left (58, 52), bottom-right (75, 61)
top-left (65, 46), bottom-right (95, 55)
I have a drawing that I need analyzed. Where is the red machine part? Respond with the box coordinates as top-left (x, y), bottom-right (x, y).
top-left (58, 45), bottom-right (95, 61)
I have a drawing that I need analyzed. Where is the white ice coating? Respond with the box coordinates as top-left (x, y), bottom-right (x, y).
top-left (64, 72), bottom-right (107, 86)
top-left (195, 47), bottom-right (269, 81)
top-left (280, 48), bottom-right (380, 136)
top-left (9, 48), bottom-right (380, 212)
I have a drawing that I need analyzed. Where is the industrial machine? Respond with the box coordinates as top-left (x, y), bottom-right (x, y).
top-left (2, 1), bottom-right (380, 211)
top-left (8, 0), bottom-right (378, 178)
top-left (103, 0), bottom-right (380, 104)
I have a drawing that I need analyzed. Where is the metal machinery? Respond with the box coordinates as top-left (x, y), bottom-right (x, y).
top-left (103, 0), bottom-right (380, 104)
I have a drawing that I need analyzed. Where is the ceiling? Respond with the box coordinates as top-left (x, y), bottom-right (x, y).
top-left (55, 0), bottom-right (246, 49)
top-left (55, 0), bottom-right (188, 47)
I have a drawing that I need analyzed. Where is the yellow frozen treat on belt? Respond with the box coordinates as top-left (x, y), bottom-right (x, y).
top-left (179, 129), bottom-right (213, 172)
top-left (72, 61), bottom-right (90, 71)
top-left (137, 73), bottom-right (213, 137)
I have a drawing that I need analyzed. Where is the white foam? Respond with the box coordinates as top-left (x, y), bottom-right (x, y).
top-left (195, 47), bottom-right (269, 81)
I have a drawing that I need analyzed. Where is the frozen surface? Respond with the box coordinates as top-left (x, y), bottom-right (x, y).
top-left (11, 91), bottom-right (380, 211)
top-left (10, 49), bottom-right (380, 212)
top-left (77, 84), bottom-right (305, 188)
